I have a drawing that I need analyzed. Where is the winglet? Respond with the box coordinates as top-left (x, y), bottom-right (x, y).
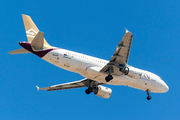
top-left (36, 86), bottom-right (40, 91)
top-left (125, 28), bottom-right (129, 33)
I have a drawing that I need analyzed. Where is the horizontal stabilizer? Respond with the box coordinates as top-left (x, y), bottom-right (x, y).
top-left (8, 48), bottom-right (30, 54)
top-left (31, 31), bottom-right (44, 51)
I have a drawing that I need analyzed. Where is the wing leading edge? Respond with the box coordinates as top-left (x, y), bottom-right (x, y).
top-left (36, 78), bottom-right (103, 91)
top-left (100, 29), bottom-right (133, 73)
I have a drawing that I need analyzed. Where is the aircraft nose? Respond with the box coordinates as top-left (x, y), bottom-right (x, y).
top-left (161, 81), bottom-right (169, 92)
top-left (165, 83), bottom-right (169, 92)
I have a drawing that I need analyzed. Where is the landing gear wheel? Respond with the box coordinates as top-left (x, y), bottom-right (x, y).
top-left (85, 88), bottom-right (93, 94)
top-left (124, 69), bottom-right (129, 75)
top-left (119, 67), bottom-right (129, 75)
top-left (147, 96), bottom-right (152, 100)
top-left (146, 89), bottom-right (152, 100)
top-left (105, 74), bottom-right (113, 82)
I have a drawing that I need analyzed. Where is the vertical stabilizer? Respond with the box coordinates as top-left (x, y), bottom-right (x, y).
top-left (22, 14), bottom-right (39, 42)
top-left (22, 14), bottom-right (51, 49)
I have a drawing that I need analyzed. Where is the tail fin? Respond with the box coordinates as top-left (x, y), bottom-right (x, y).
top-left (8, 14), bottom-right (53, 55)
top-left (22, 14), bottom-right (51, 48)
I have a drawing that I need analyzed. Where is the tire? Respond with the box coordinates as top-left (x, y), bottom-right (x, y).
top-left (147, 96), bottom-right (152, 100)
top-left (109, 75), bottom-right (113, 79)
top-left (105, 76), bottom-right (110, 82)
top-left (85, 89), bottom-right (91, 94)
top-left (124, 67), bottom-right (129, 75)
top-left (105, 75), bottom-right (113, 82)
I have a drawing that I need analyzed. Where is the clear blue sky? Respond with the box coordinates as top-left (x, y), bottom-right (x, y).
top-left (1, 0), bottom-right (179, 120)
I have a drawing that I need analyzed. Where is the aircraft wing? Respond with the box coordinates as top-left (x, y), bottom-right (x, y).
top-left (36, 78), bottom-right (103, 91)
top-left (100, 29), bottom-right (133, 73)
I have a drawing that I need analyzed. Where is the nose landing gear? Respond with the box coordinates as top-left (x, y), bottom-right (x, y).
top-left (146, 89), bottom-right (152, 100)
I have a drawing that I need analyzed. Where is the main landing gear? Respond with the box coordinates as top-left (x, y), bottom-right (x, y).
top-left (105, 74), bottom-right (113, 82)
top-left (119, 67), bottom-right (129, 75)
top-left (146, 89), bottom-right (152, 100)
top-left (105, 67), bottom-right (114, 82)
top-left (85, 87), bottom-right (93, 94)
top-left (85, 80), bottom-right (96, 95)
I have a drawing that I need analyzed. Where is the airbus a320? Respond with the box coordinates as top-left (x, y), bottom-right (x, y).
top-left (8, 14), bottom-right (169, 100)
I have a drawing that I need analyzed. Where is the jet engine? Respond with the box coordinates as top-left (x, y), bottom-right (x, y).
top-left (120, 66), bottom-right (142, 79)
top-left (93, 85), bottom-right (112, 99)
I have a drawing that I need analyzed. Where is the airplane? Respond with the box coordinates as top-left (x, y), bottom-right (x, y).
top-left (8, 14), bottom-right (169, 100)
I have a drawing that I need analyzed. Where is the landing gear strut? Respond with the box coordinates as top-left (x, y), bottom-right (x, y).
top-left (146, 89), bottom-right (152, 100)
top-left (105, 67), bottom-right (113, 82)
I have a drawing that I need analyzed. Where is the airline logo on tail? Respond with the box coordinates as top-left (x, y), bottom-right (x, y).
top-left (26, 28), bottom-right (38, 38)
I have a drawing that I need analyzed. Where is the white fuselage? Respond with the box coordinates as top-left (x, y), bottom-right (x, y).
top-left (42, 48), bottom-right (169, 93)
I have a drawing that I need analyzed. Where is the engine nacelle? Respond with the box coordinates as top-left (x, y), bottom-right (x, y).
top-left (120, 66), bottom-right (141, 79)
top-left (93, 85), bottom-right (112, 99)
